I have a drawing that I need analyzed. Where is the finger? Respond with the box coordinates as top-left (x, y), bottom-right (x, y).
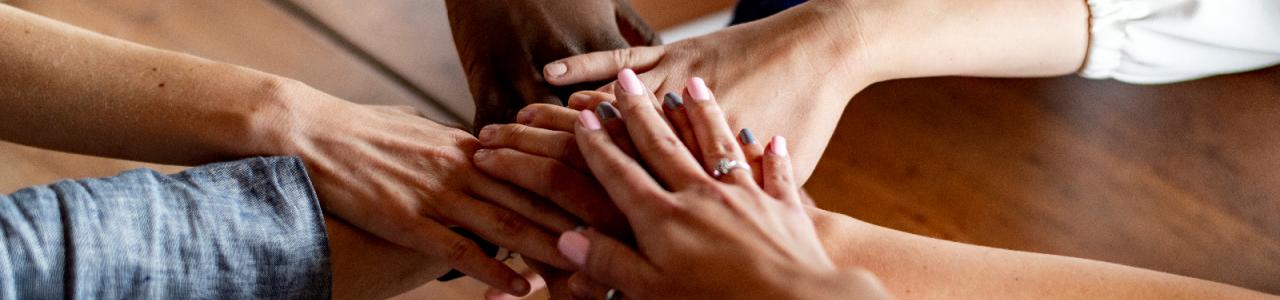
top-left (439, 194), bottom-right (576, 271)
top-left (683, 77), bottom-right (753, 185)
top-left (485, 269), bottom-right (548, 300)
top-left (479, 124), bottom-right (586, 171)
top-left (575, 109), bottom-right (672, 223)
top-left (569, 274), bottom-right (615, 300)
top-left (661, 92), bottom-right (703, 166)
top-left (473, 148), bottom-right (630, 235)
top-left (614, 69), bottom-right (707, 189)
top-left (738, 128), bottom-right (765, 185)
top-left (567, 91), bottom-right (616, 111)
top-left (613, 0), bottom-right (660, 46)
top-left (397, 217), bottom-right (529, 295)
top-left (558, 229), bottom-right (657, 294)
top-left (596, 101), bottom-right (643, 164)
top-left (517, 103), bottom-right (581, 132)
top-left (468, 172), bottom-right (580, 232)
top-left (762, 136), bottom-right (802, 203)
top-left (545, 47), bottom-right (663, 86)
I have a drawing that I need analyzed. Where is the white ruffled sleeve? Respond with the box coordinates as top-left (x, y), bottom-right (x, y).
top-left (1080, 0), bottom-right (1280, 84)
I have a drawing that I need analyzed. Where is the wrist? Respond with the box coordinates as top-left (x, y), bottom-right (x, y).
top-left (238, 75), bottom-right (330, 159)
top-left (731, 0), bottom-right (876, 106)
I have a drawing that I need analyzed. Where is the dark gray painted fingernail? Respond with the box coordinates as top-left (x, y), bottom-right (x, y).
top-left (738, 128), bottom-right (757, 145)
top-left (663, 92), bottom-right (684, 110)
top-left (596, 102), bottom-right (620, 121)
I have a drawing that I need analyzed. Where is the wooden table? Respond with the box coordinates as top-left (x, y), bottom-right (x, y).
top-left (1, 0), bottom-right (1275, 298)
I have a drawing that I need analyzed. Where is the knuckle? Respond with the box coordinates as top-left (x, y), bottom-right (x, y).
top-left (703, 139), bottom-right (738, 160)
top-left (613, 48), bottom-right (634, 68)
top-left (639, 133), bottom-right (685, 155)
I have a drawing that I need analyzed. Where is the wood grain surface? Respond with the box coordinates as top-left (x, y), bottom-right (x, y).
top-left (808, 67), bottom-right (1280, 293)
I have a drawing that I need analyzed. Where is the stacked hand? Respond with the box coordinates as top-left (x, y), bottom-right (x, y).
top-left (474, 70), bottom-right (891, 299)
top-left (270, 81), bottom-right (584, 296)
top-left (445, 0), bottom-right (658, 129)
top-left (541, 0), bottom-right (875, 183)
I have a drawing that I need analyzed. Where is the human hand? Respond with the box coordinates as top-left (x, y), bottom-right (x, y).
top-left (542, 0), bottom-right (875, 183)
top-left (554, 70), bottom-right (891, 299)
top-left (269, 82), bottom-right (582, 296)
top-left (326, 217), bottom-right (448, 300)
top-left (444, 0), bottom-right (658, 128)
top-left (472, 92), bottom-right (631, 300)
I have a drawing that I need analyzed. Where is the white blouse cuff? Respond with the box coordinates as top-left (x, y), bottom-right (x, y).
top-left (1080, 0), bottom-right (1280, 84)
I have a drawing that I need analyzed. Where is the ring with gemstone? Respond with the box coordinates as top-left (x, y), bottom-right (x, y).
top-left (711, 158), bottom-right (750, 178)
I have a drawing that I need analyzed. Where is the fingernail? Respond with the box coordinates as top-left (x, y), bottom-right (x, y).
top-left (663, 92), bottom-right (684, 110)
top-left (618, 69), bottom-right (644, 96)
top-left (769, 136), bottom-right (789, 156)
top-left (569, 93), bottom-right (592, 106)
top-left (558, 231), bottom-right (590, 267)
top-left (596, 102), bottom-right (620, 121)
top-left (478, 125), bottom-right (497, 143)
top-left (738, 128), bottom-right (757, 145)
top-left (546, 62), bottom-right (568, 78)
top-left (474, 149), bottom-right (493, 161)
top-left (689, 77), bottom-right (712, 102)
top-left (516, 107), bottom-right (537, 124)
top-left (511, 277), bottom-right (531, 295)
top-left (579, 109), bottom-right (602, 130)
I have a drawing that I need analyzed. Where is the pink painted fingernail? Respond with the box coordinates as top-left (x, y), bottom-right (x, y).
top-left (769, 136), bottom-right (789, 156)
top-left (689, 77), bottom-right (712, 102)
top-left (558, 231), bottom-right (590, 267)
top-left (546, 62), bottom-right (568, 78)
top-left (618, 69), bottom-right (645, 96)
top-left (579, 109), bottom-right (602, 130)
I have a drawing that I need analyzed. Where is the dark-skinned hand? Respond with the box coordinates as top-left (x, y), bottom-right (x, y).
top-left (444, 0), bottom-right (658, 130)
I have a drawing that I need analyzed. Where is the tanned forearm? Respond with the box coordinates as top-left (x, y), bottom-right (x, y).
top-left (827, 0), bottom-right (1090, 81)
top-left (0, 4), bottom-right (290, 165)
top-left (809, 209), bottom-right (1273, 299)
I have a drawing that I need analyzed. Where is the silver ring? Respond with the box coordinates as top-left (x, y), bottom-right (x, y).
top-left (605, 288), bottom-right (622, 300)
top-left (711, 158), bottom-right (751, 178)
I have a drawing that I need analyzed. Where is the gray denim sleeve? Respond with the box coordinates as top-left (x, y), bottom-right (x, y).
top-left (0, 156), bottom-right (331, 299)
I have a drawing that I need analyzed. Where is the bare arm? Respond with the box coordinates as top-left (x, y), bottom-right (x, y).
top-left (847, 0), bottom-right (1090, 81)
top-left (809, 208), bottom-right (1274, 299)
top-left (0, 4), bottom-right (574, 295)
top-left (0, 4), bottom-right (287, 164)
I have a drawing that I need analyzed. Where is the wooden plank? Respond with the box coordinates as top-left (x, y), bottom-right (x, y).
top-left (806, 67), bottom-right (1280, 293)
top-left (284, 0), bottom-right (475, 126)
top-left (631, 0), bottom-right (737, 30)
top-left (282, 0), bottom-right (740, 129)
